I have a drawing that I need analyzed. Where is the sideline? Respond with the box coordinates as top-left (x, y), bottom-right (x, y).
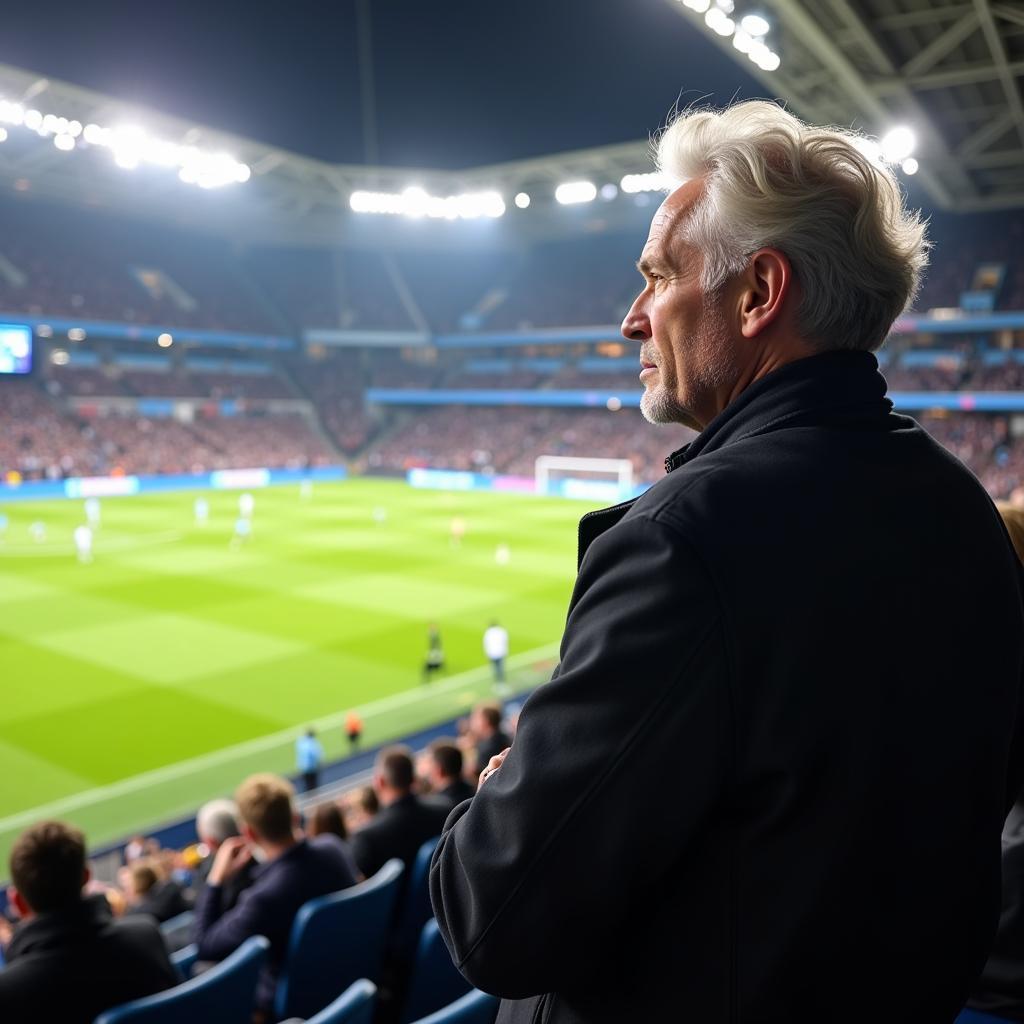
top-left (0, 641), bottom-right (559, 835)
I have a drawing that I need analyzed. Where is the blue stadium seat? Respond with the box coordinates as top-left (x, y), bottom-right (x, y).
top-left (956, 1011), bottom-right (1016, 1023)
top-left (93, 934), bottom-right (269, 1024)
top-left (169, 944), bottom-right (199, 981)
top-left (273, 858), bottom-right (405, 1021)
top-left (407, 988), bottom-right (499, 1024)
top-left (401, 918), bottom-right (472, 1024)
top-left (159, 910), bottom-right (195, 952)
top-left (390, 835), bottom-right (441, 966)
top-left (301, 979), bottom-right (377, 1024)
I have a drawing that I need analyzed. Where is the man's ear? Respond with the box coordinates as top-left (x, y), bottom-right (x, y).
top-left (9, 886), bottom-right (32, 920)
top-left (241, 822), bottom-right (258, 845)
top-left (738, 247), bottom-right (793, 339)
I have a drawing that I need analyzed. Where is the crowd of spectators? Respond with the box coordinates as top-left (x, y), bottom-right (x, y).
top-left (0, 381), bottom-right (331, 480)
top-left (0, 701), bottom-right (518, 1024)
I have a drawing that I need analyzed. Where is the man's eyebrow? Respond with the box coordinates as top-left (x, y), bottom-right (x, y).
top-left (636, 257), bottom-right (660, 276)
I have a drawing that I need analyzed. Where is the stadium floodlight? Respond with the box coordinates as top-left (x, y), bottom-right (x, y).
top-left (740, 13), bottom-right (770, 35)
top-left (754, 50), bottom-right (781, 71)
top-left (901, 158), bottom-right (919, 176)
top-left (683, 0), bottom-right (712, 12)
top-left (349, 187), bottom-right (505, 220)
top-left (705, 7), bottom-right (735, 35)
top-left (0, 128), bottom-right (7, 143)
top-left (555, 181), bottom-right (597, 205)
top-left (50, 349), bottom-right (69, 365)
top-left (733, 29), bottom-right (753, 53)
top-left (0, 99), bottom-right (250, 189)
top-left (600, 183), bottom-right (619, 200)
top-left (157, 333), bottom-right (173, 347)
top-left (714, 0), bottom-right (735, 12)
top-left (36, 324), bottom-right (53, 338)
top-left (620, 171), bottom-right (671, 194)
top-left (67, 328), bottom-right (86, 341)
top-left (514, 191), bottom-right (531, 209)
top-left (881, 126), bottom-right (916, 164)
top-left (0, 101), bottom-right (25, 126)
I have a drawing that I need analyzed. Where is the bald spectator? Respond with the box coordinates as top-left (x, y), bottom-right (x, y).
top-left (193, 773), bottom-right (357, 1017)
top-left (0, 821), bottom-right (177, 1024)
top-left (351, 747), bottom-right (449, 879)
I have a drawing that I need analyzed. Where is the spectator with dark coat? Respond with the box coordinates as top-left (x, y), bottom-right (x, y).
top-left (192, 797), bottom-right (256, 912)
top-left (430, 101), bottom-right (1024, 1024)
top-left (968, 503), bottom-right (1024, 1021)
top-left (193, 773), bottom-right (357, 1016)
top-left (423, 740), bottom-right (476, 810)
top-left (123, 860), bottom-right (188, 923)
top-left (0, 821), bottom-right (177, 1024)
top-left (469, 702), bottom-right (511, 775)
top-left (351, 746), bottom-right (449, 879)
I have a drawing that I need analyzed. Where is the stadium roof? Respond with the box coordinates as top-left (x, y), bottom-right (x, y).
top-left (666, 0), bottom-right (1024, 212)
top-left (0, 2), bottom-right (1021, 251)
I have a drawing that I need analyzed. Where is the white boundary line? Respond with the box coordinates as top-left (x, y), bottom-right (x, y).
top-left (0, 642), bottom-right (559, 835)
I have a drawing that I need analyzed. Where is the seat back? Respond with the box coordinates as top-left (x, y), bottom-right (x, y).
top-left (304, 979), bottom-right (377, 1024)
top-left (274, 858), bottom-right (405, 1021)
top-left (93, 934), bottom-right (269, 1024)
top-left (390, 835), bottom-right (440, 967)
top-left (956, 1011), bottom-right (1017, 1023)
top-left (401, 918), bottom-right (472, 1024)
top-left (408, 988), bottom-right (499, 1024)
top-left (159, 910), bottom-right (195, 953)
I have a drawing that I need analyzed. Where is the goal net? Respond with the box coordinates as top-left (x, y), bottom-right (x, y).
top-left (534, 455), bottom-right (634, 502)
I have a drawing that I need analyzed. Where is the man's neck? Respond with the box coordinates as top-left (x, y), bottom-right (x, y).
top-left (258, 832), bottom-right (300, 862)
top-left (379, 787), bottom-right (411, 808)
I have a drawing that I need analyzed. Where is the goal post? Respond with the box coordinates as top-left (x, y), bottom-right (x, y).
top-left (534, 455), bottom-right (634, 502)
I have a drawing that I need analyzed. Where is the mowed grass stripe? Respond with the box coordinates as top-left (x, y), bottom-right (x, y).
top-left (0, 478), bottom-right (585, 863)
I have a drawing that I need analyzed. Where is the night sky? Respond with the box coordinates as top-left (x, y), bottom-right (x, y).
top-left (0, 0), bottom-right (768, 168)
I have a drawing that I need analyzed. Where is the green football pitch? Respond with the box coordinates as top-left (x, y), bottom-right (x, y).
top-left (0, 478), bottom-right (585, 869)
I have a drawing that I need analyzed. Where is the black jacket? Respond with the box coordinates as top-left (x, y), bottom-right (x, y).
top-left (194, 835), bottom-right (356, 1012)
top-left (430, 351), bottom-right (1024, 1024)
top-left (352, 794), bottom-right (449, 879)
top-left (433, 778), bottom-right (477, 810)
top-left (969, 798), bottom-right (1024, 1019)
top-left (0, 894), bottom-right (177, 1024)
top-left (126, 878), bottom-right (188, 923)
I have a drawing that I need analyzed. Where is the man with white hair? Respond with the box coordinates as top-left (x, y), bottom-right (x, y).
top-left (431, 101), bottom-right (1024, 1023)
top-left (193, 798), bottom-right (254, 912)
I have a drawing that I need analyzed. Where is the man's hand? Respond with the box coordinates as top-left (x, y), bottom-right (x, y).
top-left (478, 747), bottom-right (511, 791)
top-left (207, 837), bottom-right (252, 886)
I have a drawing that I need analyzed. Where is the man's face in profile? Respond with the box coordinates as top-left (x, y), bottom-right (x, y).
top-left (622, 177), bottom-right (741, 432)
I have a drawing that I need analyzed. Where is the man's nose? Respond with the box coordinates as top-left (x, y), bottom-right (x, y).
top-left (621, 292), bottom-right (651, 342)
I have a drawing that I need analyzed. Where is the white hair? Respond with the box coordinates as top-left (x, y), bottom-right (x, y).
top-left (196, 798), bottom-right (241, 845)
top-left (655, 101), bottom-right (929, 352)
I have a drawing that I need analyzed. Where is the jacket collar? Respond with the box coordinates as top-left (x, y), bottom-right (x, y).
top-left (6, 894), bottom-right (112, 961)
top-left (663, 350), bottom-right (891, 474)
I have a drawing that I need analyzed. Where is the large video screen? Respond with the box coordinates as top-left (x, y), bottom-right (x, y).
top-left (0, 324), bottom-right (32, 375)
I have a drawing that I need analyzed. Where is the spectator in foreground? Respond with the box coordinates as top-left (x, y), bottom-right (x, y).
top-left (430, 100), bottom-right (1024, 1023)
top-left (351, 747), bottom-right (449, 879)
top-left (0, 821), bottom-right (177, 1024)
top-left (422, 740), bottom-right (475, 810)
top-left (967, 503), bottom-right (1024, 1020)
top-left (193, 773), bottom-right (356, 1017)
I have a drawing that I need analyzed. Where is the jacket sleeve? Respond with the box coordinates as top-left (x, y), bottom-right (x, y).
top-left (429, 512), bottom-right (732, 998)
top-left (194, 881), bottom-right (271, 962)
